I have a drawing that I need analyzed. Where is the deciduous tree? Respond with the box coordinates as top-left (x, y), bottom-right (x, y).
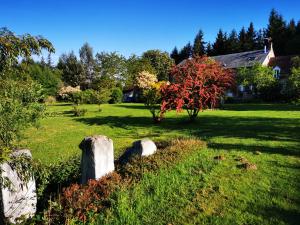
top-left (161, 56), bottom-right (234, 121)
top-left (142, 50), bottom-right (174, 81)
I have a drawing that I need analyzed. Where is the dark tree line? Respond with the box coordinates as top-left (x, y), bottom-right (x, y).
top-left (171, 9), bottom-right (300, 64)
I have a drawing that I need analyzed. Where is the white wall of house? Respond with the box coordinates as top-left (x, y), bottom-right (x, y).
top-left (262, 44), bottom-right (275, 66)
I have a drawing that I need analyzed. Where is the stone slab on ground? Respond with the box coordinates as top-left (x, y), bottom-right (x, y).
top-left (119, 138), bottom-right (157, 164)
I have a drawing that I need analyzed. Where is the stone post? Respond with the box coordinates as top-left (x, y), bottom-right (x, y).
top-left (0, 149), bottom-right (37, 224)
top-left (79, 135), bottom-right (114, 184)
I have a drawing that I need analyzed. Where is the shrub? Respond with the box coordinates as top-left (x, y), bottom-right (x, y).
top-left (47, 173), bottom-right (121, 223)
top-left (32, 155), bottom-right (81, 209)
top-left (143, 82), bottom-right (167, 122)
top-left (109, 88), bottom-right (123, 104)
top-left (161, 56), bottom-right (234, 121)
top-left (44, 96), bottom-right (56, 105)
top-left (27, 63), bottom-right (62, 97)
top-left (57, 85), bottom-right (81, 101)
top-left (236, 64), bottom-right (278, 101)
top-left (135, 71), bottom-right (157, 89)
top-left (0, 79), bottom-right (45, 151)
top-left (72, 106), bottom-right (87, 117)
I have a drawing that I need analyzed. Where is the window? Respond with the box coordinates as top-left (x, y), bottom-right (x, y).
top-left (273, 66), bottom-right (281, 79)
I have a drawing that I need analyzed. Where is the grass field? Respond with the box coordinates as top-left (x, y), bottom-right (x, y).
top-left (22, 103), bottom-right (300, 224)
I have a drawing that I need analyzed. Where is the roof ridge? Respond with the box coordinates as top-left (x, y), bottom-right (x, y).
top-left (212, 49), bottom-right (265, 58)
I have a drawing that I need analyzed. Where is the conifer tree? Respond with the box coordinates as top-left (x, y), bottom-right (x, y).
top-left (170, 47), bottom-right (180, 64)
top-left (255, 29), bottom-right (266, 50)
top-left (267, 9), bottom-right (287, 55)
top-left (179, 42), bottom-right (193, 61)
top-left (206, 42), bottom-right (213, 56)
top-left (239, 27), bottom-right (247, 51)
top-left (245, 22), bottom-right (256, 50)
top-left (212, 29), bottom-right (227, 55)
top-left (227, 29), bottom-right (239, 53)
top-left (193, 29), bottom-right (206, 56)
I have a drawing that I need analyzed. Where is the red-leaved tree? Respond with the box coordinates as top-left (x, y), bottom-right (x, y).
top-left (161, 56), bottom-right (234, 121)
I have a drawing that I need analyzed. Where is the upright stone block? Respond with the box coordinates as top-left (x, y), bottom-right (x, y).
top-left (0, 149), bottom-right (37, 224)
top-left (79, 135), bottom-right (114, 184)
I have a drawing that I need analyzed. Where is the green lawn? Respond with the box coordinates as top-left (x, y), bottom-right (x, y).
top-left (22, 103), bottom-right (300, 224)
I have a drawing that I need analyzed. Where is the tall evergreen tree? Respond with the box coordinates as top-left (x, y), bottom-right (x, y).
top-left (193, 29), bottom-right (206, 56)
top-left (296, 21), bottom-right (300, 35)
top-left (285, 19), bottom-right (300, 55)
top-left (170, 47), bottom-right (180, 64)
top-left (267, 9), bottom-right (287, 55)
top-left (212, 29), bottom-right (227, 55)
top-left (245, 22), bottom-right (256, 50)
top-left (179, 42), bottom-right (193, 61)
top-left (206, 42), bottom-right (213, 56)
top-left (57, 51), bottom-right (84, 87)
top-left (227, 29), bottom-right (239, 53)
top-left (238, 27), bottom-right (247, 52)
top-left (255, 29), bottom-right (266, 50)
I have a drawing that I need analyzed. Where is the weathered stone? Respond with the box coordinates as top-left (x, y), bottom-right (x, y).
top-left (118, 139), bottom-right (157, 164)
top-left (0, 149), bottom-right (37, 224)
top-left (79, 135), bottom-right (114, 184)
top-left (134, 139), bottom-right (157, 157)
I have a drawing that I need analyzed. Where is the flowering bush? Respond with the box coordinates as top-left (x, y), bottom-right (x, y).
top-left (135, 71), bottom-right (157, 89)
top-left (161, 56), bottom-right (234, 121)
top-left (144, 81), bottom-right (168, 122)
top-left (57, 85), bottom-right (81, 101)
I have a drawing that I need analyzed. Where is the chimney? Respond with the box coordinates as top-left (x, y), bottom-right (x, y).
top-left (264, 37), bottom-right (272, 54)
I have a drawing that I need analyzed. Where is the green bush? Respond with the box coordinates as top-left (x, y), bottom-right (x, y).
top-left (44, 96), bottom-right (56, 105)
top-left (109, 88), bottom-right (123, 104)
top-left (32, 155), bottom-right (81, 210)
top-left (71, 89), bottom-right (111, 105)
top-left (72, 106), bottom-right (87, 117)
top-left (27, 63), bottom-right (62, 97)
top-left (0, 79), bottom-right (45, 152)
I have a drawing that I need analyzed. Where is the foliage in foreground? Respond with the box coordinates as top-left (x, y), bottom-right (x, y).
top-left (35, 138), bottom-right (205, 224)
top-left (0, 28), bottom-right (53, 161)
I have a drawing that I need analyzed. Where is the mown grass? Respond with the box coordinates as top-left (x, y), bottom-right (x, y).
top-left (21, 103), bottom-right (300, 224)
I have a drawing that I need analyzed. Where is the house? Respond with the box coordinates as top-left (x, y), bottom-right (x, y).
top-left (123, 88), bottom-right (135, 102)
top-left (212, 47), bottom-right (275, 70)
top-left (211, 45), bottom-right (275, 98)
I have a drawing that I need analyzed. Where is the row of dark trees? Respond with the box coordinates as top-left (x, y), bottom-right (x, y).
top-left (171, 9), bottom-right (300, 64)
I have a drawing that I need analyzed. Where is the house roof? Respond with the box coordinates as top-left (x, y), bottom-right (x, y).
top-left (212, 50), bottom-right (269, 69)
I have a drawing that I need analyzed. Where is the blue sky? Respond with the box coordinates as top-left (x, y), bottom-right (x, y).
top-left (1, 0), bottom-right (299, 62)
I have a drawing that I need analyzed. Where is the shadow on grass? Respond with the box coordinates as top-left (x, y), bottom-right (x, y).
top-left (75, 112), bottom-right (300, 157)
top-left (224, 103), bottom-right (300, 111)
top-left (113, 104), bottom-right (148, 110)
top-left (208, 142), bottom-right (300, 157)
top-left (253, 205), bottom-right (300, 225)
